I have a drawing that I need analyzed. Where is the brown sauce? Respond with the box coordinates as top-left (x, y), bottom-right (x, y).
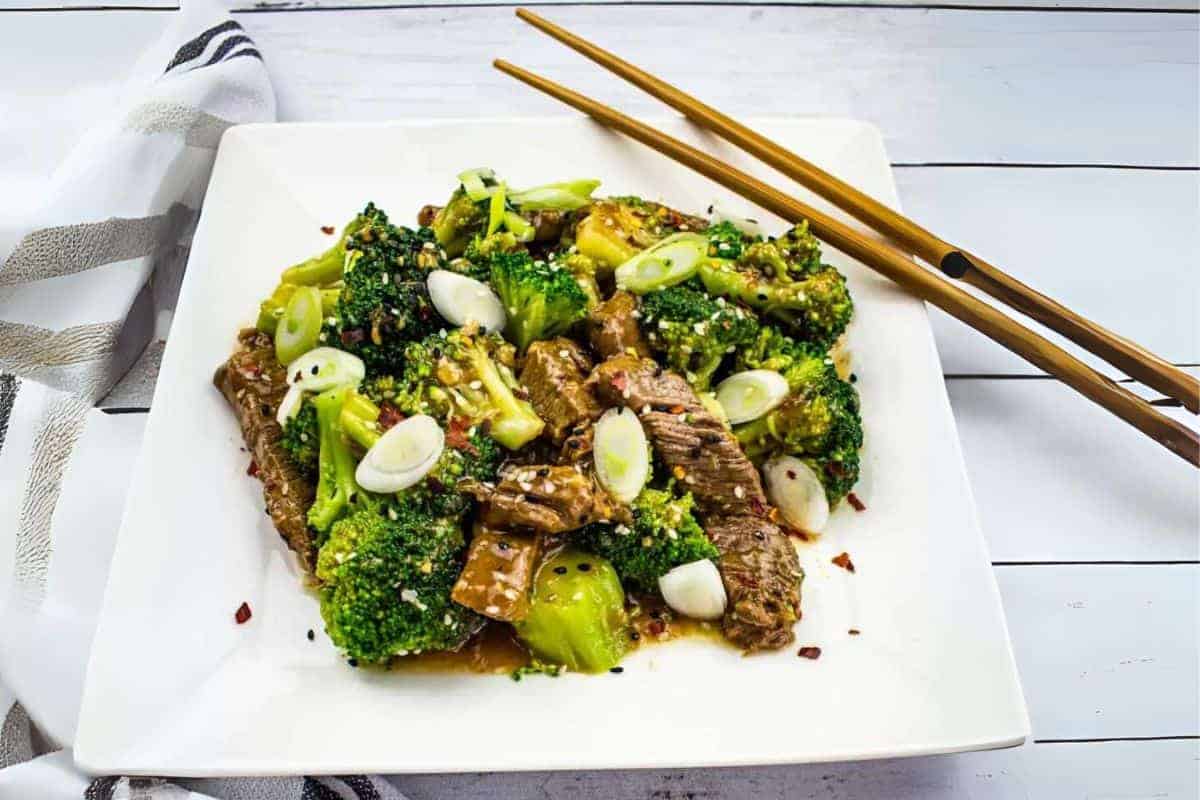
top-left (387, 592), bottom-right (731, 676)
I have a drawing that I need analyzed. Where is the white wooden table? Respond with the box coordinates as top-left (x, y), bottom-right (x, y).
top-left (1, 1), bottom-right (1197, 796)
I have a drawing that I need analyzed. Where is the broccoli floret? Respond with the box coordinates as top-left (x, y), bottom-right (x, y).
top-left (733, 325), bottom-right (829, 392)
top-left (317, 506), bottom-right (481, 663)
top-left (454, 231), bottom-right (522, 282)
top-left (336, 389), bottom-right (504, 518)
top-left (638, 282), bottom-right (760, 391)
top-left (733, 358), bottom-right (863, 504)
top-left (577, 487), bottom-right (719, 594)
top-left (698, 221), bottom-right (853, 350)
top-left (488, 250), bottom-right (589, 351)
top-left (307, 385), bottom-right (364, 538)
top-left (279, 398), bottom-right (318, 479)
top-left (704, 220), bottom-right (759, 261)
top-left (390, 326), bottom-right (544, 450)
top-left (328, 213), bottom-right (448, 373)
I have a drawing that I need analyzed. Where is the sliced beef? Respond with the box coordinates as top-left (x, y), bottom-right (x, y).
top-left (589, 353), bottom-right (801, 650)
top-left (706, 514), bottom-right (802, 651)
top-left (461, 464), bottom-right (630, 535)
top-left (520, 338), bottom-right (600, 443)
top-left (587, 292), bottom-right (650, 360)
top-left (214, 329), bottom-right (316, 572)
top-left (589, 354), bottom-right (762, 514)
top-left (452, 525), bottom-right (541, 622)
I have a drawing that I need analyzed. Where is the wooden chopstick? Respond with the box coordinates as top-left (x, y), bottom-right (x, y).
top-left (492, 58), bottom-right (1200, 467)
top-left (512, 8), bottom-right (1200, 416)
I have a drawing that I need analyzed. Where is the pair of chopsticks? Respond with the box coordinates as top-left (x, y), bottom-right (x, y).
top-left (495, 8), bottom-right (1199, 467)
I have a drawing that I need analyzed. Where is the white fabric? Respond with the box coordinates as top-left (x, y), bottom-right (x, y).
top-left (0, 3), bottom-right (405, 798)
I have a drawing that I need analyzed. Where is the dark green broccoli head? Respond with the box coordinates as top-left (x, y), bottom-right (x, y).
top-left (329, 216), bottom-right (448, 373)
top-left (454, 232), bottom-right (522, 282)
top-left (704, 220), bottom-right (760, 261)
top-left (488, 251), bottom-right (589, 351)
top-left (394, 428), bottom-right (504, 518)
top-left (638, 282), bottom-right (760, 391)
top-left (576, 486), bottom-right (719, 594)
top-left (388, 327), bottom-right (544, 450)
top-left (698, 221), bottom-right (853, 350)
top-left (734, 366), bottom-right (863, 504)
top-left (734, 325), bottom-right (828, 392)
top-left (279, 399), bottom-right (318, 479)
top-left (317, 506), bottom-right (481, 663)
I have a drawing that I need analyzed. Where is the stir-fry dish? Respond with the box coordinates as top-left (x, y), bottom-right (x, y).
top-left (214, 169), bottom-right (863, 675)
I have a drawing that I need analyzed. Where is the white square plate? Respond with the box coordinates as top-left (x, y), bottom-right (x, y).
top-left (76, 118), bottom-right (1028, 776)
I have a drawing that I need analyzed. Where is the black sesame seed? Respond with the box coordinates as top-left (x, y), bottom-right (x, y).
top-left (850, 373), bottom-right (858, 383)
top-left (537, 468), bottom-right (550, 477)
top-left (609, 666), bottom-right (624, 674)
top-left (307, 629), bottom-right (315, 641)
top-left (311, 365), bottom-right (319, 375)
top-left (757, 293), bottom-right (768, 302)
top-left (497, 540), bottom-right (511, 551)
top-left (348, 658), bottom-right (359, 667)
top-left (567, 439), bottom-right (581, 449)
top-left (630, 631), bottom-right (641, 641)
top-left (577, 563), bottom-right (592, 572)
top-left (553, 566), bottom-right (568, 575)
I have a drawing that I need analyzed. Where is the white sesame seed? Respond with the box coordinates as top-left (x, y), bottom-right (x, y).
top-left (559, 349), bottom-right (570, 359)
top-left (543, 481), bottom-right (556, 494)
top-left (485, 605), bottom-right (500, 615)
top-left (734, 486), bottom-right (745, 498)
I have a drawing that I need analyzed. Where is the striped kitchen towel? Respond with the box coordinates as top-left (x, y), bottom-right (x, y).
top-left (0, 3), bottom-right (404, 798)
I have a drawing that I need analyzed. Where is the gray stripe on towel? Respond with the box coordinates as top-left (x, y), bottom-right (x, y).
top-left (0, 203), bottom-right (195, 287)
top-left (10, 391), bottom-right (90, 606)
top-left (0, 320), bottom-right (123, 371)
top-left (124, 100), bottom-right (237, 149)
top-left (0, 701), bottom-right (33, 770)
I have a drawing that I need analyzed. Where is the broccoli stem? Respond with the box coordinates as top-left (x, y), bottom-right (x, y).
top-left (341, 392), bottom-right (383, 451)
top-left (466, 343), bottom-right (544, 450)
top-left (307, 385), bottom-right (362, 536)
top-left (281, 243), bottom-right (346, 286)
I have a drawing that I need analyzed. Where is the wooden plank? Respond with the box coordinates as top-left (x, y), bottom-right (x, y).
top-left (946, 374), bottom-right (1198, 562)
top-left (231, 6), bottom-right (1198, 166)
top-left (997, 564), bottom-right (1197, 739)
top-left (386, 739), bottom-right (1199, 798)
top-left (897, 167), bottom-right (1200, 376)
top-left (4, 8), bottom-right (1192, 165)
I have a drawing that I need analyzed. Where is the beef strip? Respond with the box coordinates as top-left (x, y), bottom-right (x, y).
top-left (452, 524), bottom-right (541, 622)
top-left (589, 353), bottom-right (801, 650)
top-left (461, 464), bottom-right (630, 535)
top-left (587, 291), bottom-right (650, 360)
top-left (214, 329), bottom-right (317, 572)
top-left (589, 355), bottom-right (763, 514)
top-left (706, 513), bottom-right (802, 651)
top-left (519, 338), bottom-right (600, 443)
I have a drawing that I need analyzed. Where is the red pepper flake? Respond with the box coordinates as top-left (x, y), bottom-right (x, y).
top-left (668, 404), bottom-right (685, 414)
top-left (234, 602), bottom-right (252, 624)
top-left (797, 646), bottom-right (822, 660)
top-left (848, 629), bottom-right (861, 636)
top-left (748, 497), bottom-right (767, 517)
top-left (320, 225), bottom-right (335, 235)
top-left (832, 552), bottom-right (855, 573)
top-left (377, 402), bottom-right (405, 431)
top-left (445, 417), bottom-right (480, 456)
top-left (246, 460), bottom-right (259, 477)
top-left (847, 492), bottom-right (866, 512)
top-left (646, 620), bottom-right (666, 637)
top-left (340, 328), bottom-right (366, 346)
top-left (610, 371), bottom-right (629, 394)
